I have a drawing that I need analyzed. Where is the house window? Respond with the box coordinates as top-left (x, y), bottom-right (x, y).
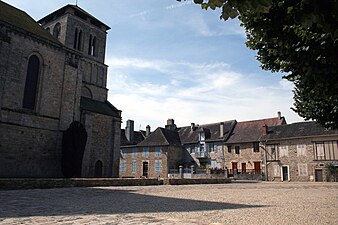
top-left (297, 144), bottom-right (306, 156)
top-left (23, 55), bottom-right (40, 110)
top-left (53, 22), bottom-right (61, 39)
top-left (132, 148), bottom-right (138, 157)
top-left (227, 145), bottom-right (232, 153)
top-left (267, 144), bottom-right (279, 161)
top-left (235, 146), bottom-right (240, 154)
top-left (121, 148), bottom-right (126, 158)
top-left (155, 160), bottom-right (161, 172)
top-left (132, 161), bottom-right (137, 173)
top-left (155, 147), bottom-right (161, 156)
top-left (279, 145), bottom-right (289, 157)
top-left (120, 160), bottom-right (126, 172)
top-left (253, 142), bottom-right (260, 152)
top-left (143, 147), bottom-right (149, 157)
top-left (298, 164), bottom-right (308, 176)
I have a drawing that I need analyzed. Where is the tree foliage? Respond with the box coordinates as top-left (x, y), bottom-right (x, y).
top-left (178, 0), bottom-right (338, 129)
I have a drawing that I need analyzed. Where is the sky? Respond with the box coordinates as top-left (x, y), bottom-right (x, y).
top-left (3, 0), bottom-right (304, 130)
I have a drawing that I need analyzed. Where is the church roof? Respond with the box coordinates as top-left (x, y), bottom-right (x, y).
top-left (38, 4), bottom-right (110, 30)
top-left (0, 1), bottom-right (60, 44)
top-left (80, 97), bottom-right (121, 118)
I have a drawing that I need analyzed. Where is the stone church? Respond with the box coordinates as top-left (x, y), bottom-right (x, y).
top-left (0, 2), bottom-right (121, 177)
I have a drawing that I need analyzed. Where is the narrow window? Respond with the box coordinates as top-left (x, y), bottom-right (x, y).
top-left (132, 161), bottom-right (137, 173)
top-left (253, 142), bottom-right (260, 152)
top-left (92, 36), bottom-right (97, 56)
top-left (53, 22), bottom-right (61, 39)
top-left (94, 160), bottom-right (103, 177)
top-left (143, 147), bottom-right (149, 157)
top-left (73, 28), bottom-right (78, 49)
top-left (235, 146), bottom-right (240, 154)
top-left (297, 144), bottom-right (306, 156)
top-left (298, 164), bottom-right (308, 176)
top-left (227, 145), bottom-right (232, 153)
top-left (155, 147), bottom-right (161, 156)
top-left (77, 30), bottom-right (82, 51)
top-left (132, 148), bottom-right (138, 157)
top-left (155, 160), bottom-right (161, 172)
top-left (88, 34), bottom-right (92, 55)
top-left (120, 160), bottom-right (126, 172)
top-left (23, 55), bottom-right (40, 110)
top-left (121, 148), bottom-right (126, 158)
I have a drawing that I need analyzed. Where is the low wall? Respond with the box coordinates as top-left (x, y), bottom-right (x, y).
top-left (0, 178), bottom-right (163, 190)
top-left (0, 178), bottom-right (232, 190)
top-left (165, 178), bottom-right (231, 185)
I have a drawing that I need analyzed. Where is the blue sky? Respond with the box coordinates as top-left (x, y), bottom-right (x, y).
top-left (4, 0), bottom-right (303, 130)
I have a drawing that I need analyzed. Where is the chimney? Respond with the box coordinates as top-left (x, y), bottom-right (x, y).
top-left (165, 118), bottom-right (176, 130)
top-left (125, 120), bottom-right (134, 142)
top-left (191, 123), bottom-right (195, 131)
top-left (220, 122), bottom-right (224, 137)
top-left (146, 125), bottom-right (151, 137)
top-left (277, 111), bottom-right (281, 120)
top-left (263, 124), bottom-right (268, 135)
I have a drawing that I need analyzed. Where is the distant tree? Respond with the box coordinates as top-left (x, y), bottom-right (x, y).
top-left (178, 0), bottom-right (338, 129)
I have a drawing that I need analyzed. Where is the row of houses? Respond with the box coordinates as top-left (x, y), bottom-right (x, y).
top-left (119, 112), bottom-right (338, 182)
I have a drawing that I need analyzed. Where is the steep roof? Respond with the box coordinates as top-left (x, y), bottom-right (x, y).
top-left (0, 1), bottom-right (60, 44)
top-left (120, 129), bottom-right (145, 147)
top-left (226, 116), bottom-right (286, 143)
top-left (261, 121), bottom-right (338, 141)
top-left (178, 120), bottom-right (236, 144)
top-left (80, 97), bottom-right (121, 118)
top-left (38, 4), bottom-right (110, 30)
top-left (137, 128), bottom-right (181, 147)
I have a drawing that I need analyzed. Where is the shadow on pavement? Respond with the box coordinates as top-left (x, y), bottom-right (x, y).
top-left (0, 187), bottom-right (267, 218)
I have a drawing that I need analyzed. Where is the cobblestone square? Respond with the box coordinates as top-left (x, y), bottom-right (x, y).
top-left (0, 182), bottom-right (337, 224)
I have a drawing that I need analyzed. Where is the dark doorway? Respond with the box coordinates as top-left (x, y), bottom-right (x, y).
top-left (241, 163), bottom-right (246, 174)
top-left (231, 162), bottom-right (238, 175)
top-left (142, 162), bottom-right (149, 178)
top-left (94, 160), bottom-right (103, 177)
top-left (315, 169), bottom-right (323, 182)
top-left (254, 162), bottom-right (261, 174)
top-left (282, 166), bottom-right (289, 181)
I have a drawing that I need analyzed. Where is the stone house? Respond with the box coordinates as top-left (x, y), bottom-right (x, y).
top-left (224, 112), bottom-right (286, 178)
top-left (261, 122), bottom-right (338, 182)
top-left (0, 2), bottom-right (121, 178)
top-left (119, 122), bottom-right (183, 178)
top-left (177, 119), bottom-right (236, 172)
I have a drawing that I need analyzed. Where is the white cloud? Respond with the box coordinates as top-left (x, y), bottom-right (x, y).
top-left (107, 56), bottom-right (303, 129)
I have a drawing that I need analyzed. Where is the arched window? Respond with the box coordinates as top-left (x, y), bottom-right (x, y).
top-left (53, 23), bottom-right (61, 39)
top-left (81, 86), bottom-right (93, 99)
top-left (88, 35), bottom-right (97, 56)
top-left (94, 160), bottom-right (103, 177)
top-left (73, 28), bottom-right (82, 51)
top-left (45, 27), bottom-right (50, 33)
top-left (23, 55), bottom-right (40, 110)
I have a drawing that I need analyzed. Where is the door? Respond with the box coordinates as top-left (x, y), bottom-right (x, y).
top-left (282, 166), bottom-right (289, 181)
top-left (231, 162), bottom-right (238, 175)
top-left (142, 162), bottom-right (149, 178)
top-left (254, 162), bottom-right (261, 174)
top-left (94, 160), bottom-right (103, 177)
top-left (315, 169), bottom-right (323, 182)
top-left (241, 163), bottom-right (246, 174)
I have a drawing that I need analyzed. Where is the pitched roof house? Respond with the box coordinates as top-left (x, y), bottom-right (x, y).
top-left (261, 122), bottom-right (338, 182)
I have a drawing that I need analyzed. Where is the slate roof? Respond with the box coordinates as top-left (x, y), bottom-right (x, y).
top-left (120, 129), bottom-right (145, 146)
top-left (80, 97), bottom-right (121, 118)
top-left (178, 120), bottom-right (237, 144)
top-left (38, 4), bottom-right (110, 30)
top-left (261, 121), bottom-right (338, 141)
top-left (137, 128), bottom-right (181, 147)
top-left (0, 1), bottom-right (60, 44)
top-left (226, 117), bottom-right (286, 144)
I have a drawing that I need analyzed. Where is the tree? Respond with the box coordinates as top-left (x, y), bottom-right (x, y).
top-left (179, 0), bottom-right (338, 129)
